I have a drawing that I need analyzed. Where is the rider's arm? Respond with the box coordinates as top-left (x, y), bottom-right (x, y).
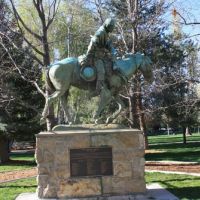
top-left (86, 35), bottom-right (98, 57)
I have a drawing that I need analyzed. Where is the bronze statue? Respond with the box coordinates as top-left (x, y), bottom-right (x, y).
top-left (40, 53), bottom-right (153, 125)
top-left (80, 18), bottom-right (117, 94)
top-left (40, 18), bottom-right (153, 125)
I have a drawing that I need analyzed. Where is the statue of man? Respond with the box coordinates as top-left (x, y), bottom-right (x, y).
top-left (81, 18), bottom-right (117, 93)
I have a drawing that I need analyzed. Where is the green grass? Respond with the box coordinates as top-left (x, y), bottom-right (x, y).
top-left (146, 133), bottom-right (200, 163)
top-left (0, 173), bottom-right (199, 200)
top-left (0, 177), bottom-right (36, 200)
top-left (148, 133), bottom-right (200, 144)
top-left (145, 142), bottom-right (200, 162)
top-left (146, 172), bottom-right (200, 200)
top-left (0, 152), bottom-right (36, 172)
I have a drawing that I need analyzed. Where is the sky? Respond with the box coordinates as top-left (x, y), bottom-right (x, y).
top-left (165, 0), bottom-right (200, 43)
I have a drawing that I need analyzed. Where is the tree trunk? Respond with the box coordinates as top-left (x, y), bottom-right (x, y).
top-left (43, 31), bottom-right (56, 131)
top-left (186, 126), bottom-right (192, 135)
top-left (182, 127), bottom-right (187, 144)
top-left (0, 137), bottom-right (9, 163)
top-left (135, 77), bottom-right (149, 149)
top-left (127, 0), bottom-right (149, 149)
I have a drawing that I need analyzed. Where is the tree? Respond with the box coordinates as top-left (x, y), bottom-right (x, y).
top-left (0, 0), bottom-right (43, 162)
top-left (9, 0), bottom-right (61, 130)
top-left (104, 0), bottom-right (169, 148)
top-left (147, 34), bottom-right (199, 143)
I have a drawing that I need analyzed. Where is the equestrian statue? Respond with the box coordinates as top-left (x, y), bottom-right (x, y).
top-left (40, 18), bottom-right (153, 125)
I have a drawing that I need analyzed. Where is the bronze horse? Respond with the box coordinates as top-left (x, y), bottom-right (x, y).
top-left (41, 53), bottom-right (153, 124)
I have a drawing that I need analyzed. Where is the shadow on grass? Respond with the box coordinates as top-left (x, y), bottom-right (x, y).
top-left (0, 184), bottom-right (37, 188)
top-left (145, 150), bottom-right (200, 162)
top-left (1, 160), bottom-right (36, 167)
top-left (147, 174), bottom-right (200, 199)
top-left (146, 142), bottom-right (200, 162)
top-left (149, 142), bottom-right (200, 150)
top-left (167, 187), bottom-right (200, 200)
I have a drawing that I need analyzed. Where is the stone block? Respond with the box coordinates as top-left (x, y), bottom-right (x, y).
top-left (37, 175), bottom-right (48, 188)
top-left (113, 161), bottom-right (132, 177)
top-left (43, 149), bottom-right (55, 163)
top-left (66, 134), bottom-right (90, 148)
top-left (138, 134), bottom-right (144, 149)
top-left (35, 147), bottom-right (43, 163)
top-left (43, 184), bottom-right (57, 198)
top-left (132, 158), bottom-right (145, 179)
top-left (54, 150), bottom-right (69, 165)
top-left (37, 164), bottom-right (49, 175)
top-left (57, 178), bottom-right (101, 198)
top-left (102, 177), bottom-right (146, 195)
top-left (91, 132), bottom-right (140, 150)
top-left (55, 164), bottom-right (70, 179)
top-left (36, 129), bottom-right (145, 199)
top-left (113, 149), bottom-right (144, 161)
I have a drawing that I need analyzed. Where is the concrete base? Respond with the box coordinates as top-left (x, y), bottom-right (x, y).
top-left (15, 183), bottom-right (180, 200)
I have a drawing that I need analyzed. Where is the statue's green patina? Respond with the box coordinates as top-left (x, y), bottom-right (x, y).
top-left (41, 52), bottom-right (153, 124)
top-left (80, 18), bottom-right (117, 93)
top-left (41, 18), bottom-right (153, 125)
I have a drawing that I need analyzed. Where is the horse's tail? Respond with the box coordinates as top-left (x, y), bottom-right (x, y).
top-left (45, 69), bottom-right (55, 93)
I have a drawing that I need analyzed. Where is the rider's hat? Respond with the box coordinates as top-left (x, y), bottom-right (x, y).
top-left (103, 18), bottom-right (115, 32)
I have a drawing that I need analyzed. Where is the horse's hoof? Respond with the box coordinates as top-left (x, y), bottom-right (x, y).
top-left (106, 117), bottom-right (111, 124)
top-left (95, 119), bottom-right (99, 124)
top-left (40, 117), bottom-right (46, 125)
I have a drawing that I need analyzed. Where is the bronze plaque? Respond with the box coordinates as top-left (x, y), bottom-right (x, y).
top-left (70, 147), bottom-right (113, 177)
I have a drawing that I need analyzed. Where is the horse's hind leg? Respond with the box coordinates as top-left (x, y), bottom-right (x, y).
top-left (60, 90), bottom-right (72, 124)
top-left (93, 87), bottom-right (112, 123)
top-left (106, 96), bottom-right (125, 124)
top-left (41, 90), bottom-right (66, 124)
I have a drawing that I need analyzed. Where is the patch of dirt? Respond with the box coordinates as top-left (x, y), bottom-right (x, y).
top-left (0, 168), bottom-right (37, 183)
top-left (0, 162), bottom-right (199, 183)
top-left (146, 162), bottom-right (200, 174)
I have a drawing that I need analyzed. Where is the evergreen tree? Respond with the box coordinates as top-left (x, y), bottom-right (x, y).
top-left (0, 0), bottom-right (43, 162)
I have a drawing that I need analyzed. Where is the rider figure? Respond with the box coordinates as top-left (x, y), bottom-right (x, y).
top-left (81, 18), bottom-right (117, 93)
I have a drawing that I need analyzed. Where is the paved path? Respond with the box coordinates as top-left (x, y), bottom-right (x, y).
top-left (15, 183), bottom-right (180, 200)
top-left (146, 169), bottom-right (200, 176)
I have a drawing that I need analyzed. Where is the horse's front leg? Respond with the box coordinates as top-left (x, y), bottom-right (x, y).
top-left (93, 87), bottom-right (112, 124)
top-left (106, 96), bottom-right (125, 124)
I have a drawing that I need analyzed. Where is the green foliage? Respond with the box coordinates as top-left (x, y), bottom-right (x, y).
top-left (67, 87), bottom-right (98, 124)
top-left (0, 0), bottom-right (43, 140)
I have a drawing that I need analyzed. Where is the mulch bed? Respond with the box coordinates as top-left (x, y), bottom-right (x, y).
top-left (146, 162), bottom-right (200, 174)
top-left (0, 162), bottom-right (199, 183)
top-left (0, 168), bottom-right (37, 183)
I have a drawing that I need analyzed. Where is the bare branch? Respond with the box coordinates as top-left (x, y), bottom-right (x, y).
top-left (176, 11), bottom-right (200, 25)
top-left (0, 40), bottom-right (45, 98)
top-left (9, 0), bottom-right (43, 41)
top-left (46, 0), bottom-right (61, 29)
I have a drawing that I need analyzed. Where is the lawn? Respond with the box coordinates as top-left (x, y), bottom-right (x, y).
top-left (0, 152), bottom-right (36, 172)
top-left (0, 173), bottom-right (199, 200)
top-left (0, 177), bottom-right (36, 200)
top-left (146, 172), bottom-right (200, 200)
top-left (146, 134), bottom-right (200, 163)
top-left (148, 133), bottom-right (200, 144)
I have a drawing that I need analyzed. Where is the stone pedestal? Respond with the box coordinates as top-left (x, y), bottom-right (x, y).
top-left (35, 128), bottom-right (146, 199)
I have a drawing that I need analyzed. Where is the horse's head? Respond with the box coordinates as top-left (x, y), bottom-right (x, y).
top-left (139, 54), bottom-right (153, 82)
top-left (130, 53), bottom-right (153, 82)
